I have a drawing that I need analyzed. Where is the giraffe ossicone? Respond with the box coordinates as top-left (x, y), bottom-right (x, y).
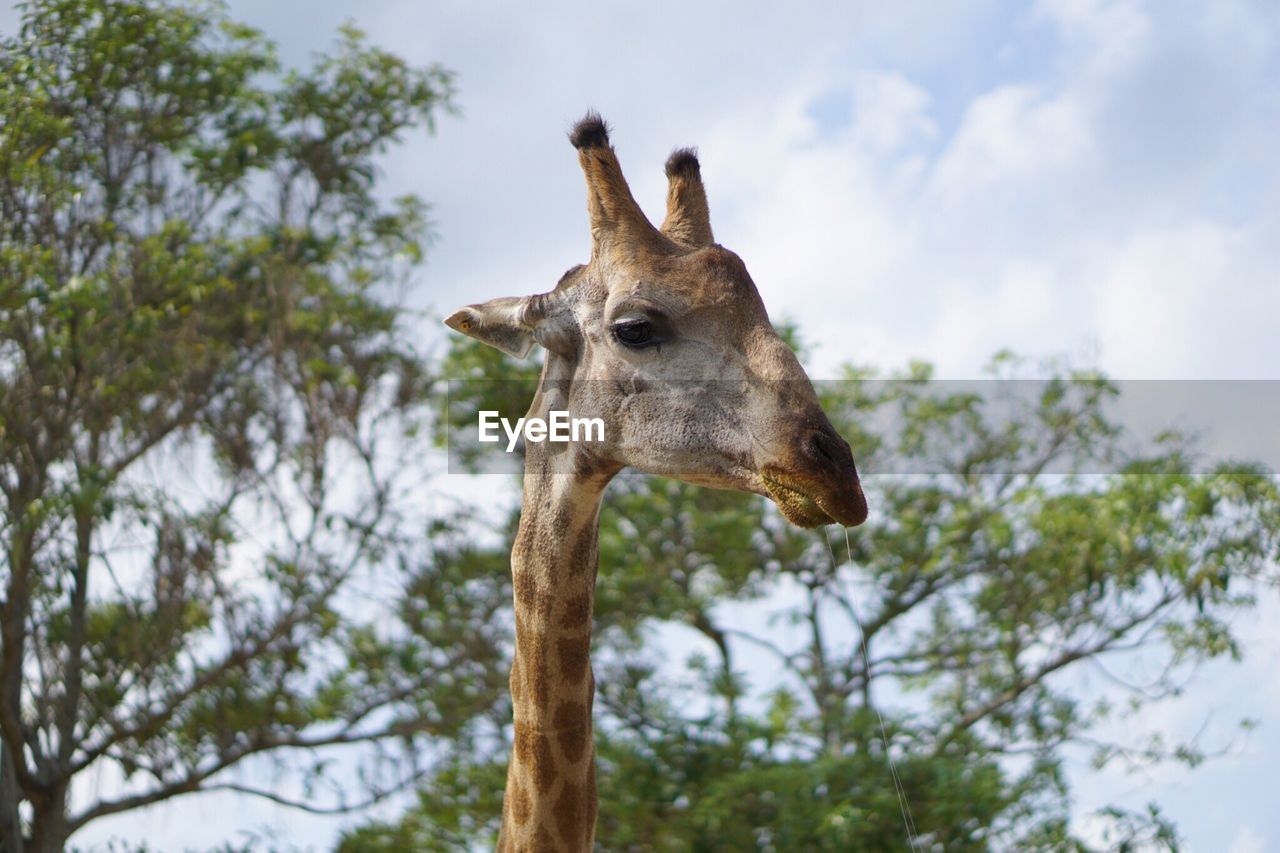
top-left (446, 111), bottom-right (867, 852)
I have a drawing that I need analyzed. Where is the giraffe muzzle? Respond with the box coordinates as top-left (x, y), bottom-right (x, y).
top-left (761, 424), bottom-right (868, 528)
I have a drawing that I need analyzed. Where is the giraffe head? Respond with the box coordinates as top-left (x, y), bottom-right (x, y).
top-left (447, 113), bottom-right (867, 528)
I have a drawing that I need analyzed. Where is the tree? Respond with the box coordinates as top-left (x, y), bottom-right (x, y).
top-left (344, 339), bottom-right (1280, 851)
top-left (0, 2), bottom-right (511, 849)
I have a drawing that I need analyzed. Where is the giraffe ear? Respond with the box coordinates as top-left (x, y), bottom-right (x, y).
top-left (444, 296), bottom-right (537, 359)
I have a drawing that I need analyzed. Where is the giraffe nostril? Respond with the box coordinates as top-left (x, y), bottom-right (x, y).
top-left (808, 430), bottom-right (845, 469)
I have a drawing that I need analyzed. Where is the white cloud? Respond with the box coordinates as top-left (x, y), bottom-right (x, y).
top-left (928, 85), bottom-right (1092, 200)
top-left (663, 0), bottom-right (1280, 380)
top-left (849, 71), bottom-right (938, 155)
top-left (1090, 219), bottom-right (1280, 378)
top-left (1035, 0), bottom-right (1152, 72)
top-left (1230, 826), bottom-right (1266, 853)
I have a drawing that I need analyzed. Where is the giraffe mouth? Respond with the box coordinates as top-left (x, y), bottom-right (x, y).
top-left (760, 473), bottom-right (839, 528)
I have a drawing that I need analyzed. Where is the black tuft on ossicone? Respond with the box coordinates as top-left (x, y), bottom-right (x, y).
top-left (664, 147), bottom-right (701, 179)
top-left (569, 112), bottom-right (610, 149)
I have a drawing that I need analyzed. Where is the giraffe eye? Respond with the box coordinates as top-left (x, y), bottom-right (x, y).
top-left (613, 320), bottom-right (654, 348)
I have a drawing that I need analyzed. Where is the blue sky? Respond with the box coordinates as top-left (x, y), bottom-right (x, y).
top-left (5, 0), bottom-right (1280, 849)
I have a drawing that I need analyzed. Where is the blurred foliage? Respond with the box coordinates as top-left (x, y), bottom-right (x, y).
top-left (342, 338), bottom-right (1280, 852)
top-left (0, 1), bottom-right (469, 849)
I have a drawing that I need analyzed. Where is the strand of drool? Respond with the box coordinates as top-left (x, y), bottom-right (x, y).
top-left (822, 526), bottom-right (921, 849)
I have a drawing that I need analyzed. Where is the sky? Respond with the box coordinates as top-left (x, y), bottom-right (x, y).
top-left (5, 0), bottom-right (1280, 849)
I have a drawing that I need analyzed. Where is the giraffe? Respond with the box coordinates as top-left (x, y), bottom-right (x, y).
top-left (445, 113), bottom-right (868, 852)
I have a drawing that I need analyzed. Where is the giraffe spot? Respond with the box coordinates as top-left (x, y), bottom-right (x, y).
top-left (586, 761), bottom-right (598, 839)
top-left (572, 450), bottom-right (616, 481)
top-left (510, 657), bottom-right (524, 702)
top-left (509, 781), bottom-right (531, 826)
top-left (513, 721), bottom-right (536, 762)
top-left (513, 569), bottom-right (538, 609)
top-left (513, 614), bottom-right (552, 709)
top-left (534, 824), bottom-right (557, 850)
top-left (551, 508), bottom-right (572, 540)
top-left (536, 588), bottom-right (557, 620)
top-left (557, 634), bottom-right (591, 685)
top-left (514, 722), bottom-right (557, 795)
top-left (529, 655), bottom-right (552, 709)
top-left (516, 583), bottom-right (556, 623)
top-left (553, 700), bottom-right (590, 765)
top-left (566, 536), bottom-right (594, 576)
top-left (554, 780), bottom-right (582, 848)
top-left (559, 592), bottom-right (592, 630)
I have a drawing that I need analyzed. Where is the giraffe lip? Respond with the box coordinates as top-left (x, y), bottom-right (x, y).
top-left (761, 473), bottom-right (838, 528)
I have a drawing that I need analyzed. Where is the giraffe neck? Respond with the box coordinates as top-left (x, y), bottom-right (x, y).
top-left (498, 442), bottom-right (609, 853)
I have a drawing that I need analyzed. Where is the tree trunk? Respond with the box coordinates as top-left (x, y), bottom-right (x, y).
top-left (0, 741), bottom-right (25, 852)
top-left (24, 785), bottom-right (68, 853)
